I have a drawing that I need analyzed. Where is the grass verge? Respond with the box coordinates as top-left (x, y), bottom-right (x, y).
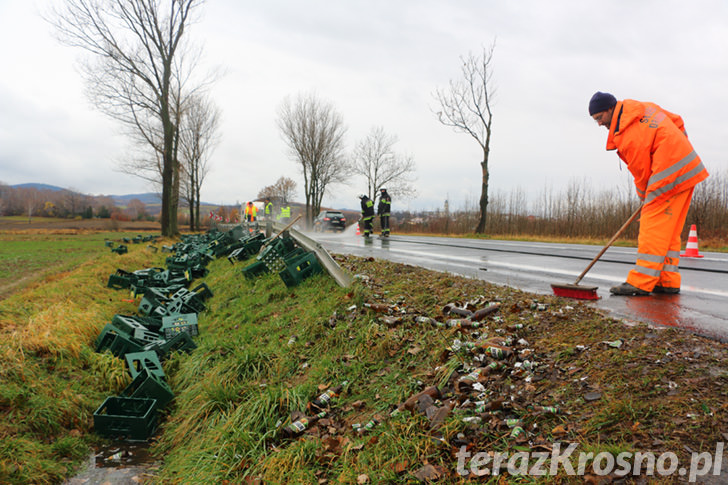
top-left (1, 231), bottom-right (726, 484)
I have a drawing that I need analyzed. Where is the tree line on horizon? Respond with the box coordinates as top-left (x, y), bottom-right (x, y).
top-left (395, 169), bottom-right (728, 244)
top-left (3, 170), bottom-right (726, 245)
top-left (0, 184), bottom-right (155, 222)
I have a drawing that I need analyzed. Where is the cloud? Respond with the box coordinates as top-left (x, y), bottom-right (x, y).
top-left (1, 0), bottom-right (726, 212)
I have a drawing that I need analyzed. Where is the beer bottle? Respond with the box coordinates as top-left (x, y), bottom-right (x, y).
top-left (469, 303), bottom-right (501, 321)
top-left (364, 302), bottom-right (390, 312)
top-left (280, 410), bottom-right (327, 438)
top-left (309, 381), bottom-right (349, 412)
top-left (443, 303), bottom-right (474, 318)
top-left (455, 368), bottom-right (485, 393)
top-left (473, 398), bottom-right (504, 413)
top-left (416, 315), bottom-right (443, 327)
top-left (355, 417), bottom-right (380, 434)
top-left (402, 385), bottom-right (441, 412)
top-left (429, 399), bottom-right (454, 430)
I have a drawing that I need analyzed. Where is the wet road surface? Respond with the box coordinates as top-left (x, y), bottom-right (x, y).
top-left (310, 227), bottom-right (728, 341)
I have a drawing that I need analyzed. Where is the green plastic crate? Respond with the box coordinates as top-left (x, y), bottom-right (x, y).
top-left (111, 315), bottom-right (151, 336)
top-left (278, 252), bottom-right (322, 288)
top-left (120, 368), bottom-right (174, 409)
top-left (125, 351), bottom-right (165, 380)
top-left (107, 270), bottom-right (134, 289)
top-left (257, 237), bottom-right (297, 272)
top-left (161, 313), bottom-right (199, 338)
top-left (93, 396), bottom-right (158, 441)
top-left (95, 326), bottom-right (144, 358)
top-left (143, 331), bottom-right (197, 360)
top-left (111, 245), bottom-right (128, 255)
top-left (241, 260), bottom-right (270, 280)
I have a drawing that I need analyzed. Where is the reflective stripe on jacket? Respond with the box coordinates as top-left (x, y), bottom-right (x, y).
top-left (378, 194), bottom-right (391, 215)
top-left (361, 198), bottom-right (374, 218)
top-left (606, 99), bottom-right (708, 204)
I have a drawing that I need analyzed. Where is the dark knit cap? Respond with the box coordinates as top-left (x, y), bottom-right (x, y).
top-left (588, 91), bottom-right (617, 115)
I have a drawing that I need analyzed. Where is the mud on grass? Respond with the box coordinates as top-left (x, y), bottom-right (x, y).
top-left (154, 254), bottom-right (728, 484)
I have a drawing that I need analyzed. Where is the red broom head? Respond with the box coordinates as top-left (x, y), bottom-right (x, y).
top-left (551, 283), bottom-right (600, 300)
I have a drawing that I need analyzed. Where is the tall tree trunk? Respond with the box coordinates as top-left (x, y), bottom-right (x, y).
top-left (476, 158), bottom-right (489, 233)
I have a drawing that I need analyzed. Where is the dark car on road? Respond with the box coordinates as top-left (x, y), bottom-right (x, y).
top-left (313, 210), bottom-right (346, 232)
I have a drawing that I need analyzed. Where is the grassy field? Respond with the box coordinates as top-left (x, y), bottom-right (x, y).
top-left (1, 228), bottom-right (727, 484)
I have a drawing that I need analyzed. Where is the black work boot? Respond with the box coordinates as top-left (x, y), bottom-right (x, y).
top-left (653, 285), bottom-right (680, 294)
top-left (609, 282), bottom-right (650, 296)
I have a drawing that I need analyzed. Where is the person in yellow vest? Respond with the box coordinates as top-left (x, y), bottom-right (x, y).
top-left (278, 203), bottom-right (291, 223)
top-left (264, 198), bottom-right (274, 221)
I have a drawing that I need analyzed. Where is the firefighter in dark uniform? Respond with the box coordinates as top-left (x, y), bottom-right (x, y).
top-left (359, 194), bottom-right (375, 238)
top-left (377, 187), bottom-right (391, 237)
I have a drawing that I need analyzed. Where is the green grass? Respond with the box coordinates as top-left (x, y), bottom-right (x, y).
top-left (0, 235), bottom-right (168, 484)
top-left (0, 231), bottom-right (158, 298)
top-left (1, 230), bottom-right (727, 484)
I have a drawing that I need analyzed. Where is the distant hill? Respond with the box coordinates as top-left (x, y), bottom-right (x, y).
top-left (11, 183), bottom-right (162, 206)
top-left (11, 183), bottom-right (66, 191)
top-left (110, 193), bottom-right (162, 206)
top-left (9, 183), bottom-right (219, 209)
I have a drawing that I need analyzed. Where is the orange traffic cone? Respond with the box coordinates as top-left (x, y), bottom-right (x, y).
top-left (356, 224), bottom-right (361, 236)
top-left (680, 224), bottom-right (704, 258)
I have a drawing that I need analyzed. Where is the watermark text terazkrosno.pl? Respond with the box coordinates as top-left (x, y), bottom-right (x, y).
top-left (456, 442), bottom-right (724, 482)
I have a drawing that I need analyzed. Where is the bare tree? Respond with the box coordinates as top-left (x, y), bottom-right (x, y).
top-left (277, 93), bottom-right (349, 225)
top-left (59, 188), bottom-right (88, 217)
top-left (179, 94), bottom-right (220, 231)
top-left (0, 182), bottom-right (8, 216)
top-left (257, 176), bottom-right (297, 204)
top-left (352, 126), bottom-right (417, 200)
top-left (19, 188), bottom-right (43, 223)
top-left (434, 42), bottom-right (496, 234)
top-left (48, 0), bottom-right (206, 237)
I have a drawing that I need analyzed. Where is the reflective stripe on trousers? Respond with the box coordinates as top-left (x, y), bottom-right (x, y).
top-left (626, 188), bottom-right (694, 292)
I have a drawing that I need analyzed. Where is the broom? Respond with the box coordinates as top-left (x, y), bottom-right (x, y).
top-left (551, 202), bottom-right (644, 300)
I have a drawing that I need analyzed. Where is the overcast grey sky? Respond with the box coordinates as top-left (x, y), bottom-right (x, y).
top-left (1, 0), bottom-right (726, 211)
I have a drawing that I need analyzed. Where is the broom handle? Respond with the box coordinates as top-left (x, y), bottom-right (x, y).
top-left (573, 203), bottom-right (644, 285)
top-left (259, 214), bottom-right (302, 251)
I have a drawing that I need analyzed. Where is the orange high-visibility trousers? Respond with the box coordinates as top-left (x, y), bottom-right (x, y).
top-left (626, 187), bottom-right (694, 292)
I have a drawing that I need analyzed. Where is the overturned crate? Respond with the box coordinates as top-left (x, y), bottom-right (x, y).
top-left (125, 350), bottom-right (166, 380)
top-left (121, 367), bottom-right (174, 409)
top-left (279, 251), bottom-right (323, 288)
top-left (257, 236), bottom-right (297, 273)
top-left (143, 331), bottom-right (197, 361)
top-left (111, 245), bottom-right (128, 255)
top-left (95, 325), bottom-right (145, 358)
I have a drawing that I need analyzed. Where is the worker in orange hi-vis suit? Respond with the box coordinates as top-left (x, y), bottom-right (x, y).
top-left (588, 92), bottom-right (709, 296)
top-left (244, 202), bottom-right (257, 223)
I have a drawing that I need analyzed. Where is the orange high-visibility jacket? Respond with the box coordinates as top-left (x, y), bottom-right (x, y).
top-left (606, 99), bottom-right (708, 204)
top-left (244, 204), bottom-right (257, 217)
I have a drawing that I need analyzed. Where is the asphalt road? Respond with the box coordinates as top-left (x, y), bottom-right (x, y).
top-left (308, 226), bottom-right (728, 342)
